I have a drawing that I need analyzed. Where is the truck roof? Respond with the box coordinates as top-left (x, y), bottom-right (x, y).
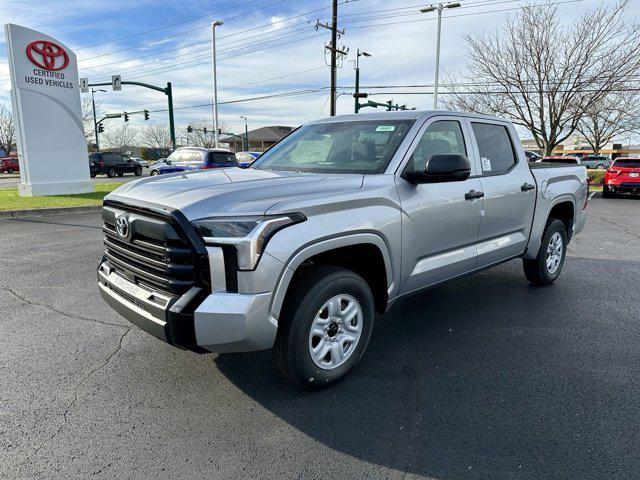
top-left (309, 110), bottom-right (511, 124)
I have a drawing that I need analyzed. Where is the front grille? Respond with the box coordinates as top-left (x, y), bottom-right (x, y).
top-left (102, 205), bottom-right (200, 296)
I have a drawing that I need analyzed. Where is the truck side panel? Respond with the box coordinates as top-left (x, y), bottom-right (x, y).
top-left (523, 166), bottom-right (588, 259)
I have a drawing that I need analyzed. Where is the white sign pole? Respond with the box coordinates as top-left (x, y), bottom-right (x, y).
top-left (4, 23), bottom-right (92, 196)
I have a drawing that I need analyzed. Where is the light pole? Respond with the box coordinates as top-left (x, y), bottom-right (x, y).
top-left (354, 49), bottom-right (371, 114)
top-left (420, 2), bottom-right (460, 109)
top-left (211, 20), bottom-right (223, 148)
top-left (91, 88), bottom-right (106, 150)
top-left (240, 116), bottom-right (248, 151)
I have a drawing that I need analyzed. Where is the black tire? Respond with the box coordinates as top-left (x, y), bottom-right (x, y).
top-left (7, 168), bottom-right (14, 174)
top-left (134, 166), bottom-right (142, 176)
top-left (523, 218), bottom-right (568, 286)
top-left (602, 184), bottom-right (612, 198)
top-left (273, 266), bottom-right (375, 389)
top-left (90, 173), bottom-right (96, 178)
top-left (150, 170), bottom-right (159, 176)
top-left (107, 167), bottom-right (116, 178)
top-left (596, 164), bottom-right (605, 170)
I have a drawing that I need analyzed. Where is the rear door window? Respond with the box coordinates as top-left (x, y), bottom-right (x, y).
top-left (209, 152), bottom-right (238, 165)
top-left (471, 123), bottom-right (517, 175)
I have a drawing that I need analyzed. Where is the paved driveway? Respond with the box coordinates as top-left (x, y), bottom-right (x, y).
top-left (1, 196), bottom-right (639, 479)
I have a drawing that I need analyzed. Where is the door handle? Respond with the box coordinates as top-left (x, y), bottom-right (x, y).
top-left (465, 190), bottom-right (484, 200)
top-left (521, 183), bottom-right (535, 192)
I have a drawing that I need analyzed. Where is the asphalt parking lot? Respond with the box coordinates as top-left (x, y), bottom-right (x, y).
top-left (1, 196), bottom-right (639, 479)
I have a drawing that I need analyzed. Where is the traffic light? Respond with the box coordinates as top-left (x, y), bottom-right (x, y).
top-left (218, 128), bottom-right (222, 135)
top-left (143, 109), bottom-right (150, 121)
top-left (187, 125), bottom-right (193, 133)
top-left (123, 112), bottom-right (129, 122)
top-left (98, 123), bottom-right (104, 133)
top-left (203, 127), bottom-right (207, 134)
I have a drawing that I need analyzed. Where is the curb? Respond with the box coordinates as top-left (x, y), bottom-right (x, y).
top-left (0, 205), bottom-right (102, 220)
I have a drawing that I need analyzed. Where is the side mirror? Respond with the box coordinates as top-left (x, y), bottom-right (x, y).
top-left (404, 154), bottom-right (471, 184)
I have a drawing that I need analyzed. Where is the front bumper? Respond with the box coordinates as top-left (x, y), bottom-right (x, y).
top-left (98, 261), bottom-right (277, 353)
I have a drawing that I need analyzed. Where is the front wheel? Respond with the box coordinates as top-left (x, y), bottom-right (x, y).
top-left (7, 168), bottom-right (14, 174)
top-left (273, 266), bottom-right (375, 389)
top-left (134, 166), bottom-right (142, 176)
top-left (596, 164), bottom-right (605, 170)
top-left (523, 218), bottom-right (568, 286)
top-left (150, 170), bottom-right (159, 176)
top-left (602, 184), bottom-right (613, 198)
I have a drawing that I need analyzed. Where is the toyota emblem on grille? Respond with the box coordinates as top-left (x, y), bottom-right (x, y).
top-left (116, 216), bottom-right (129, 238)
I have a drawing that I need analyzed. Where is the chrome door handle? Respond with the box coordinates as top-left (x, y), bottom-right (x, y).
top-left (465, 190), bottom-right (484, 200)
top-left (521, 183), bottom-right (535, 192)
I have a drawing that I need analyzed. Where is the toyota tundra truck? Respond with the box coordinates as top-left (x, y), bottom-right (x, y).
top-left (98, 111), bottom-right (587, 388)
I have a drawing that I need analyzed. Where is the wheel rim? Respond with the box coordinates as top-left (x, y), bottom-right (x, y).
top-left (308, 294), bottom-right (363, 370)
top-left (546, 232), bottom-right (563, 274)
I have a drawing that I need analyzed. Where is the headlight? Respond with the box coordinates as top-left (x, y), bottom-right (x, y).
top-left (192, 213), bottom-right (306, 270)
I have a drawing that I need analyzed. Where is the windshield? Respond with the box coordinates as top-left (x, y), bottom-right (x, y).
top-left (253, 119), bottom-right (415, 174)
top-left (613, 159), bottom-right (640, 168)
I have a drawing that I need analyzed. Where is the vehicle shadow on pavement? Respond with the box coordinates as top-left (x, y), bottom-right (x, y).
top-left (215, 259), bottom-right (639, 479)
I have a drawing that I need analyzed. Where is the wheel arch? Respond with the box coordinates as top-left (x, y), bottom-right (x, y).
top-left (270, 233), bottom-right (394, 321)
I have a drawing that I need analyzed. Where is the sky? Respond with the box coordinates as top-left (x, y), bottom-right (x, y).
top-left (1, 0), bottom-right (639, 138)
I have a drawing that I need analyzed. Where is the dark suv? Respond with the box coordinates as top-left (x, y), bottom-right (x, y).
top-left (89, 152), bottom-right (143, 178)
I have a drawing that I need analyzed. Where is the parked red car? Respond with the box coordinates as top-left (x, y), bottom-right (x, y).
top-left (603, 157), bottom-right (640, 197)
top-left (0, 155), bottom-right (19, 173)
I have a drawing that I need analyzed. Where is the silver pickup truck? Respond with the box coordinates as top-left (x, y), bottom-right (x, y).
top-left (98, 111), bottom-right (588, 388)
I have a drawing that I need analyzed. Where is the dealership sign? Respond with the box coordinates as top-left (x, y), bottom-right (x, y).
top-left (4, 24), bottom-right (92, 196)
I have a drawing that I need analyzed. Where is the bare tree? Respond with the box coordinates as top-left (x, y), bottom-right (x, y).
top-left (576, 92), bottom-right (640, 154)
top-left (0, 103), bottom-right (16, 155)
top-left (183, 121), bottom-right (230, 148)
top-left (444, 1), bottom-right (640, 155)
top-left (139, 122), bottom-right (172, 149)
top-left (101, 123), bottom-right (138, 153)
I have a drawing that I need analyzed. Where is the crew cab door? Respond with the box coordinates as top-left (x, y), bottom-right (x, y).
top-left (466, 120), bottom-right (536, 267)
top-left (396, 117), bottom-right (483, 294)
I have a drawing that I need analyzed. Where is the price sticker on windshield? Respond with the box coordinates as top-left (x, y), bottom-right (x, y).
top-left (481, 156), bottom-right (492, 172)
top-left (375, 125), bottom-right (396, 132)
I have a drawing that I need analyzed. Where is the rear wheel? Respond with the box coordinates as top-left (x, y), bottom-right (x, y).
top-left (7, 168), bottom-right (14, 174)
top-left (90, 173), bottom-right (96, 178)
top-left (596, 164), bottom-right (605, 170)
top-left (273, 266), bottom-right (375, 389)
top-left (107, 167), bottom-right (116, 178)
top-left (523, 218), bottom-right (567, 286)
top-left (150, 170), bottom-right (159, 176)
top-left (602, 184), bottom-right (612, 198)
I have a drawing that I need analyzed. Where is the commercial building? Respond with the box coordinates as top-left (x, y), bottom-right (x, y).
top-left (221, 125), bottom-right (293, 152)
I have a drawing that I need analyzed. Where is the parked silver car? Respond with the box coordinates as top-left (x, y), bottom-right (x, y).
top-left (97, 111), bottom-right (588, 387)
top-left (580, 155), bottom-right (611, 169)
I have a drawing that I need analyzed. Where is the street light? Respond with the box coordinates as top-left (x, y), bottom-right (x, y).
top-left (420, 2), bottom-right (461, 108)
top-left (91, 88), bottom-right (107, 150)
top-left (240, 115), bottom-right (249, 151)
top-left (354, 49), bottom-right (372, 113)
top-left (211, 20), bottom-right (223, 148)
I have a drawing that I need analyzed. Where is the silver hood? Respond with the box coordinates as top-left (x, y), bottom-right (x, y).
top-left (106, 167), bottom-right (364, 220)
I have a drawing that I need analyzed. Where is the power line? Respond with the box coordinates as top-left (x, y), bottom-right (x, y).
top-left (125, 66), bottom-right (328, 108)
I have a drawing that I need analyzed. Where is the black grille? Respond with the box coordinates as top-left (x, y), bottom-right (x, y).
top-left (102, 205), bottom-right (199, 296)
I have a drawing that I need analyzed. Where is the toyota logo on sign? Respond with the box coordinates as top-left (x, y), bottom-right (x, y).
top-left (26, 40), bottom-right (69, 71)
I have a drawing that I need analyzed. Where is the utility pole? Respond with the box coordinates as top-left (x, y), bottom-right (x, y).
top-left (316, 0), bottom-right (347, 116)
top-left (91, 89), bottom-right (99, 150)
top-left (212, 20), bottom-right (224, 148)
top-left (240, 116), bottom-right (248, 151)
top-left (354, 49), bottom-right (371, 114)
top-left (420, 2), bottom-right (461, 109)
